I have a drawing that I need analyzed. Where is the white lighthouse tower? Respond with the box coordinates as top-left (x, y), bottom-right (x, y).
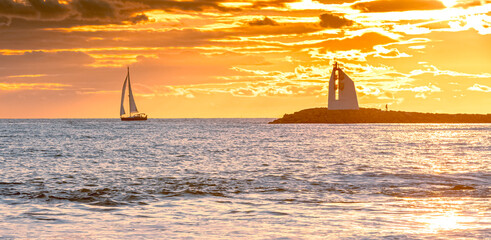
top-left (328, 62), bottom-right (359, 110)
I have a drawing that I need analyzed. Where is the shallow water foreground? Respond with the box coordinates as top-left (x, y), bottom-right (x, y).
top-left (0, 119), bottom-right (489, 239)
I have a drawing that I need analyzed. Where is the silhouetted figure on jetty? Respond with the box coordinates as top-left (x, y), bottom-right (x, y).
top-left (269, 61), bottom-right (491, 123)
top-left (269, 108), bottom-right (491, 123)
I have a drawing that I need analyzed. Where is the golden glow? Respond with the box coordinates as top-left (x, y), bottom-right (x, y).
top-left (419, 210), bottom-right (477, 232)
top-left (357, 5), bottom-right (491, 22)
top-left (48, 25), bottom-right (175, 32)
top-left (0, 83), bottom-right (70, 91)
top-left (88, 53), bottom-right (158, 67)
top-left (468, 83), bottom-right (491, 92)
top-left (6, 74), bottom-right (48, 78)
top-left (424, 212), bottom-right (458, 230)
top-left (440, 0), bottom-right (458, 8)
top-left (0, 0), bottom-right (490, 117)
top-left (287, 0), bottom-right (329, 10)
top-left (143, 10), bottom-right (199, 23)
top-left (219, 2), bottom-right (253, 8)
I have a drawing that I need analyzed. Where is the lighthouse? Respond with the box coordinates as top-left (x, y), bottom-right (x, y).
top-left (328, 62), bottom-right (359, 110)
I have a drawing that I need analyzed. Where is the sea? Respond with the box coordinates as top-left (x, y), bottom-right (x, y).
top-left (0, 119), bottom-right (489, 239)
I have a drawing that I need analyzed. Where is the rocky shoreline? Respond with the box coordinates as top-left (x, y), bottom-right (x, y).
top-left (269, 108), bottom-right (491, 124)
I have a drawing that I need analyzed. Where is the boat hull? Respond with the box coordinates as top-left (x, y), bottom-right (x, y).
top-left (121, 116), bottom-right (147, 121)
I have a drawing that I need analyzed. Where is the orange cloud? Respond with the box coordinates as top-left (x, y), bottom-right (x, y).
top-left (247, 16), bottom-right (279, 26)
top-left (319, 13), bottom-right (354, 28)
top-left (312, 32), bottom-right (397, 51)
top-left (352, 0), bottom-right (446, 12)
top-left (0, 0), bottom-right (490, 117)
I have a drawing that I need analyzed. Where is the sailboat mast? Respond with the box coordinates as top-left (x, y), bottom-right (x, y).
top-left (127, 67), bottom-right (130, 117)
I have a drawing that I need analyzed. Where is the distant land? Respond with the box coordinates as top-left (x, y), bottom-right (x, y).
top-left (269, 108), bottom-right (491, 124)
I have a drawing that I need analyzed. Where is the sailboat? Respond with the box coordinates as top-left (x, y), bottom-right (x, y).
top-left (120, 67), bottom-right (147, 121)
top-left (327, 62), bottom-right (359, 110)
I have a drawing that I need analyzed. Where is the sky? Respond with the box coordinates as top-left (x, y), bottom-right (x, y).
top-left (0, 0), bottom-right (490, 118)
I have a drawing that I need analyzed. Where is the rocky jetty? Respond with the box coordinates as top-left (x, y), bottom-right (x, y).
top-left (269, 108), bottom-right (491, 124)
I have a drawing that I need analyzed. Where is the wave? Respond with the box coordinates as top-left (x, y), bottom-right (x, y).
top-left (1, 172), bottom-right (489, 207)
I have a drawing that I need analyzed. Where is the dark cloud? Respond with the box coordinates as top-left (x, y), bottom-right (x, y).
top-left (352, 0), bottom-right (445, 12)
top-left (0, 0), bottom-right (242, 26)
top-left (319, 13), bottom-right (353, 28)
top-left (0, 0), bottom-right (69, 19)
top-left (0, 0), bottom-right (37, 18)
top-left (129, 13), bottom-right (149, 24)
top-left (0, 20), bottom-right (322, 52)
top-left (71, 0), bottom-right (115, 19)
top-left (0, 26), bottom-right (220, 51)
top-left (0, 0), bottom-right (314, 28)
top-left (122, 0), bottom-right (312, 14)
top-left (250, 0), bottom-right (297, 8)
top-left (28, 0), bottom-right (70, 19)
top-left (120, 0), bottom-right (238, 12)
top-left (4, 16), bottom-right (120, 29)
top-left (248, 17), bottom-right (278, 26)
top-left (0, 16), bottom-right (10, 26)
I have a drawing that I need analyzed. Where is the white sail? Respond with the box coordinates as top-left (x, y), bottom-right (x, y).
top-left (328, 62), bottom-right (359, 110)
top-left (127, 68), bottom-right (139, 114)
top-left (120, 75), bottom-right (128, 116)
top-left (120, 67), bottom-right (147, 120)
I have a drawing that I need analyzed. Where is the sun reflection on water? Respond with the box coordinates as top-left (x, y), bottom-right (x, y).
top-left (420, 211), bottom-right (474, 232)
top-left (411, 198), bottom-right (486, 236)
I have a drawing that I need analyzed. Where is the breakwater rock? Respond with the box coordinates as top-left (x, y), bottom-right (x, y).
top-left (269, 108), bottom-right (491, 124)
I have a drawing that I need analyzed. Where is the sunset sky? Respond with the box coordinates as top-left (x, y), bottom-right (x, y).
top-left (0, 0), bottom-right (490, 118)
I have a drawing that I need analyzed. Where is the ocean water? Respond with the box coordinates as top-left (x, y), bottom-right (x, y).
top-left (0, 119), bottom-right (489, 239)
